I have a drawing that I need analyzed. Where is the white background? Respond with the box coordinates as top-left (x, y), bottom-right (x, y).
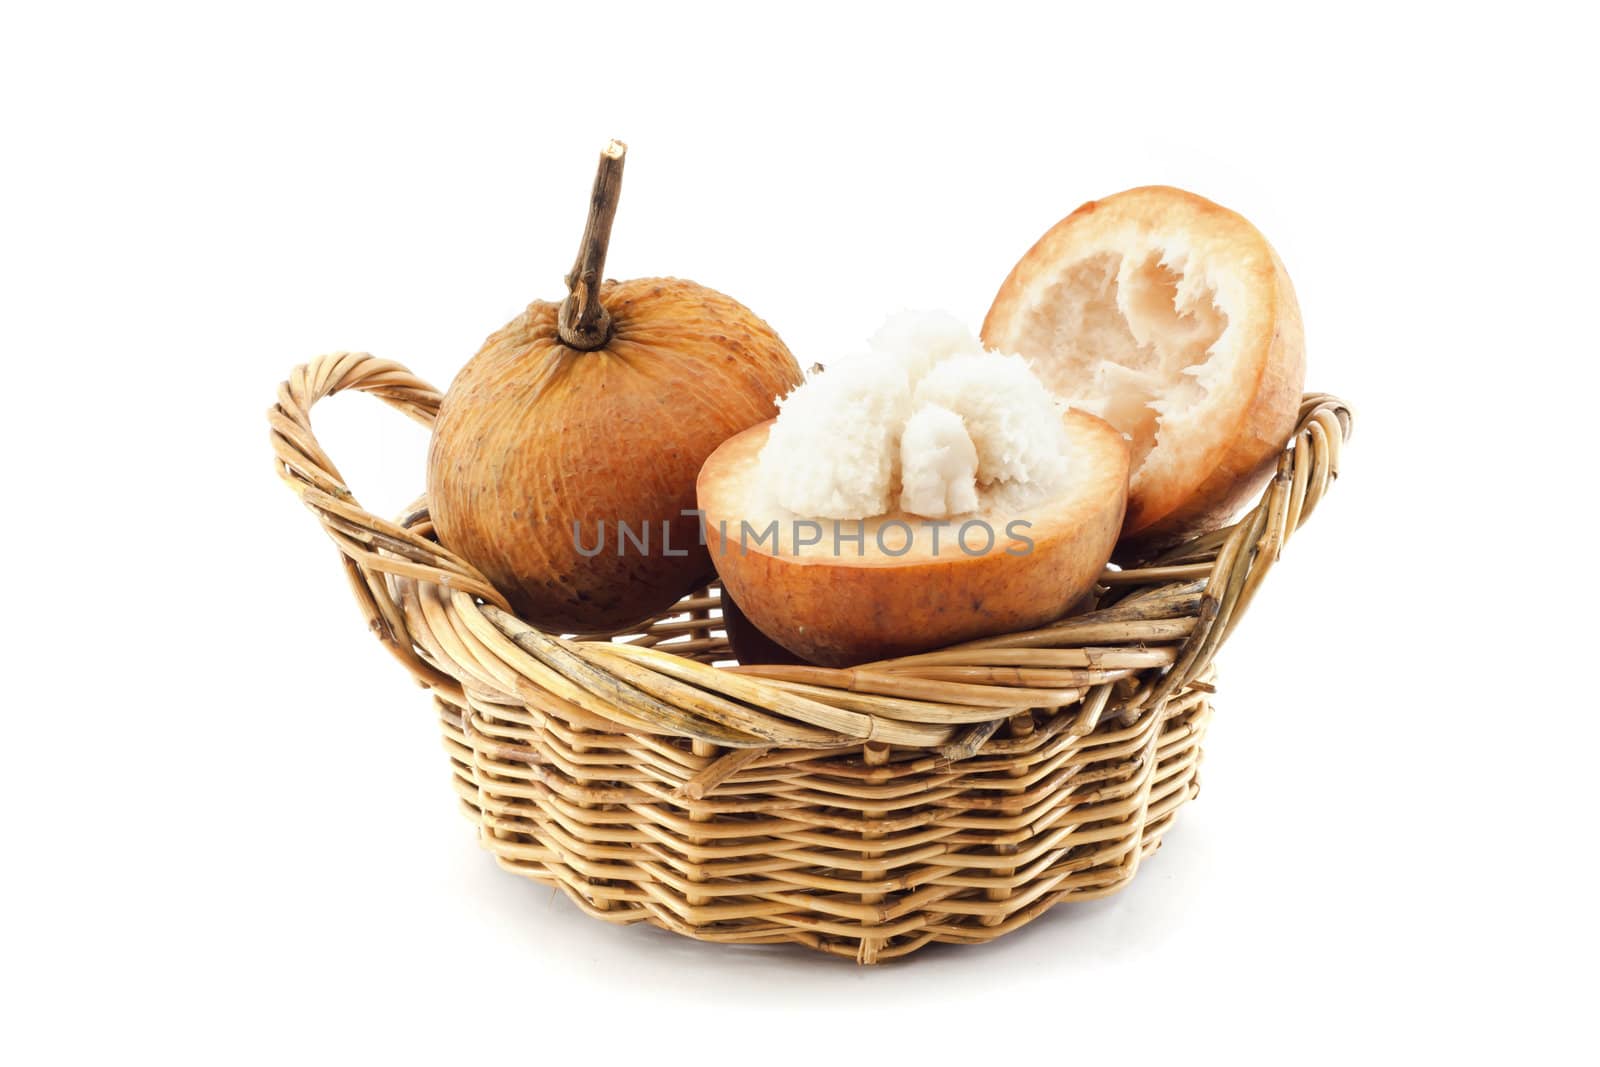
top-left (3, 2), bottom-right (1595, 1063)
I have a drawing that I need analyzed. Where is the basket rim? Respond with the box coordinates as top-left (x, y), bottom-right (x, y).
top-left (270, 351), bottom-right (1351, 752)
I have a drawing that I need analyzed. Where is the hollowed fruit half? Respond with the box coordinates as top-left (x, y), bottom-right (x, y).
top-left (982, 185), bottom-right (1305, 551)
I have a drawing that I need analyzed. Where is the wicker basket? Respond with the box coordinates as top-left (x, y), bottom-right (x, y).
top-left (270, 351), bottom-right (1350, 963)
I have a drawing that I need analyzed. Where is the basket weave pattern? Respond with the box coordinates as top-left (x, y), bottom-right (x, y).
top-left (270, 352), bottom-right (1349, 962)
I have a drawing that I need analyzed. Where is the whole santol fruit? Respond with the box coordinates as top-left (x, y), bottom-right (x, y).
top-left (427, 142), bottom-right (804, 632)
top-left (982, 185), bottom-right (1305, 553)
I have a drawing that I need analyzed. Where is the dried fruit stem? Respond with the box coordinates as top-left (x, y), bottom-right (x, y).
top-left (558, 139), bottom-right (627, 350)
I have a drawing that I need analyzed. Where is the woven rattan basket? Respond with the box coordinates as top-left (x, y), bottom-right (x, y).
top-left (270, 351), bottom-right (1350, 963)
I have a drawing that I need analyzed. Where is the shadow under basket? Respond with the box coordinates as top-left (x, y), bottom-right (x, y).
top-left (270, 352), bottom-right (1352, 963)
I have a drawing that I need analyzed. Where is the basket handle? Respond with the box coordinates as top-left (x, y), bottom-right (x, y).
top-left (1132, 392), bottom-right (1354, 707)
top-left (268, 352), bottom-right (509, 686)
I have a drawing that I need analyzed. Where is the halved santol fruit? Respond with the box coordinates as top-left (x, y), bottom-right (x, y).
top-left (982, 185), bottom-right (1305, 553)
top-left (427, 141), bottom-right (803, 632)
top-left (696, 408), bottom-right (1129, 667)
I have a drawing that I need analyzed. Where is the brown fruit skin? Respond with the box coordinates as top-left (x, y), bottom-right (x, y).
top-left (718, 590), bottom-right (812, 666)
top-left (428, 278), bottom-right (804, 633)
top-left (698, 412), bottom-right (1129, 668)
top-left (982, 186), bottom-right (1306, 555)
